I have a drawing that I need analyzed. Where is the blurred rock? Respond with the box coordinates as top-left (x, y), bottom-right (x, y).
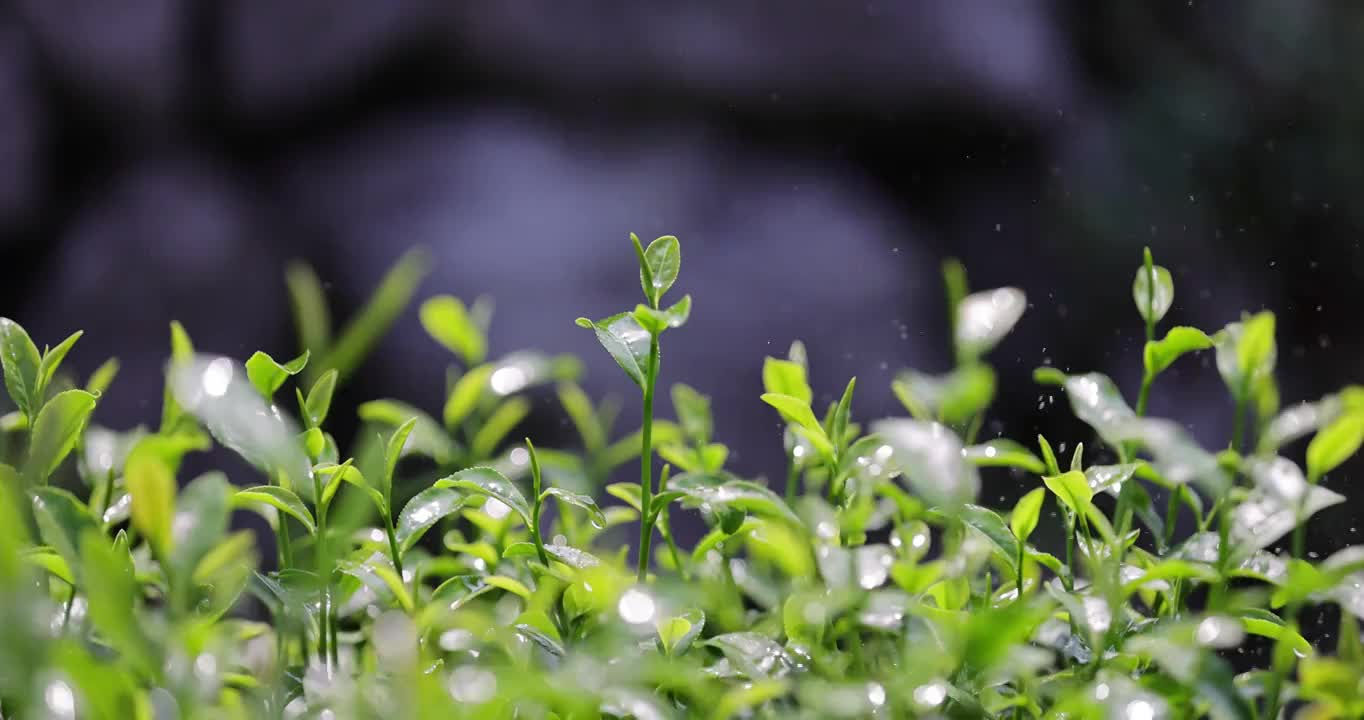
top-left (441, 1), bottom-right (1075, 121)
top-left (0, 19), bottom-right (44, 235)
top-left (280, 107), bottom-right (936, 474)
top-left (13, 0), bottom-right (184, 122)
top-left (25, 156), bottom-right (288, 426)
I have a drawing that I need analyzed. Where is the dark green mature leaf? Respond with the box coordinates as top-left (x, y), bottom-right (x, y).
top-left (1144, 326), bottom-right (1213, 377)
top-left (31, 486), bottom-right (99, 578)
top-left (245, 350), bottom-right (309, 399)
top-left (420, 294), bottom-right (487, 366)
top-left (762, 357), bottom-right (812, 404)
top-left (235, 485), bottom-right (316, 534)
top-left (22, 389), bottom-right (98, 486)
top-left (576, 313), bottom-right (650, 389)
top-left (963, 438), bottom-right (1045, 474)
top-left (1307, 411), bottom-right (1364, 481)
top-left (0, 317), bottom-right (41, 417)
top-left (320, 247), bottom-right (428, 383)
top-left (1132, 256), bottom-right (1174, 326)
top-left (437, 466), bottom-right (532, 526)
top-left (395, 486), bottom-right (464, 552)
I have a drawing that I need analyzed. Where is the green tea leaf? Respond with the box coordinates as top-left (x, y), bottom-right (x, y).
top-left (964, 438), bottom-right (1045, 474)
top-left (1307, 411), bottom-right (1364, 481)
top-left (245, 349), bottom-right (309, 400)
top-left (471, 396), bottom-right (530, 460)
top-left (395, 486), bottom-right (464, 552)
top-left (1132, 258), bottom-right (1174, 325)
top-left (80, 530), bottom-right (157, 676)
top-left (832, 377), bottom-right (856, 449)
top-left (36, 330), bottom-right (83, 402)
top-left (892, 365), bottom-right (995, 425)
top-left (559, 382), bottom-right (606, 452)
top-left (871, 419), bottom-right (979, 507)
top-left (31, 486), bottom-right (99, 578)
top-left (0, 317), bottom-right (42, 417)
top-left (670, 472), bottom-right (803, 527)
top-left (577, 313), bottom-right (650, 389)
top-left (125, 440), bottom-right (178, 558)
top-left (541, 486), bottom-right (606, 528)
top-left (956, 504), bottom-right (1020, 573)
top-left (420, 294), bottom-right (487, 366)
top-left (671, 383), bottom-right (713, 446)
top-left (170, 472), bottom-right (231, 582)
top-left (1043, 470), bottom-right (1092, 516)
top-left (762, 357), bottom-right (812, 404)
top-left (437, 466), bottom-right (532, 527)
top-left (321, 247), bottom-right (428, 382)
top-left (1144, 326), bottom-right (1213, 377)
top-left (657, 609), bottom-right (705, 656)
top-left (760, 393), bottom-right (832, 457)
top-left (86, 357), bottom-right (120, 396)
top-left (643, 235), bottom-right (681, 301)
top-left (1010, 487), bottom-right (1046, 544)
top-left (285, 261), bottom-right (332, 368)
top-left (505, 541), bottom-right (601, 569)
top-left (662, 294), bottom-right (691, 328)
top-left (234, 486), bottom-right (317, 534)
top-left (1061, 372), bottom-right (1135, 448)
top-left (358, 399), bottom-right (455, 466)
top-left (303, 369), bottom-right (338, 428)
top-left (444, 364), bottom-right (492, 428)
top-left (22, 389), bottom-right (98, 486)
top-left (955, 287), bottom-right (1027, 358)
top-left (1216, 313), bottom-right (1277, 398)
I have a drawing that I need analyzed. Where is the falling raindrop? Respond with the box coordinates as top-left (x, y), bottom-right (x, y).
top-left (618, 588), bottom-right (656, 624)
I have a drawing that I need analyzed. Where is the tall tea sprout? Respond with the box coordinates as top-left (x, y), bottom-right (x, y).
top-left (577, 234), bottom-right (690, 580)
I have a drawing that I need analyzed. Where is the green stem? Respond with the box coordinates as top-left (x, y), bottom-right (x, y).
top-left (59, 582), bottom-right (76, 633)
top-left (1292, 473), bottom-right (1319, 561)
top-left (1162, 487), bottom-right (1180, 549)
top-left (637, 334), bottom-right (661, 582)
top-left (785, 461), bottom-right (799, 502)
top-left (96, 469), bottom-right (116, 522)
top-left (314, 476), bottom-right (331, 667)
top-left (383, 510), bottom-right (405, 586)
top-left (1015, 544), bottom-right (1025, 599)
top-left (1062, 514), bottom-right (1076, 593)
top-left (531, 500), bottom-right (551, 567)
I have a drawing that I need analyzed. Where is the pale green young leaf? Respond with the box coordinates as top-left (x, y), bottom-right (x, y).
top-left (382, 417), bottom-right (418, 504)
top-left (1144, 326), bottom-right (1213, 377)
top-left (443, 364), bottom-right (492, 429)
top-left (395, 486), bottom-right (465, 552)
top-left (358, 399), bottom-right (455, 466)
top-left (644, 234), bottom-right (681, 302)
top-left (671, 382), bottom-right (713, 445)
top-left (124, 443), bottom-right (177, 559)
top-left (285, 261), bottom-right (332, 368)
top-left (1043, 470), bottom-right (1093, 516)
top-left (35, 330), bottom-right (83, 402)
top-left (873, 418), bottom-right (979, 508)
top-left (831, 377), bottom-right (856, 449)
top-left (1132, 255), bottom-right (1174, 326)
top-left (304, 369), bottom-right (338, 427)
top-left (558, 382), bottom-right (606, 452)
top-left (320, 247), bottom-right (428, 382)
top-left (471, 396), bottom-right (530, 460)
top-left (170, 472), bottom-right (230, 581)
top-left (245, 349), bottom-right (310, 399)
top-left (1010, 487), bottom-right (1046, 544)
top-left (663, 294), bottom-right (691, 328)
top-left (762, 357), bottom-right (812, 404)
top-left (1307, 412), bottom-right (1364, 482)
top-left (420, 295), bottom-right (487, 366)
top-left (86, 357), bottom-right (120, 396)
top-left (541, 486), bottom-right (607, 528)
top-left (760, 393), bottom-right (832, 457)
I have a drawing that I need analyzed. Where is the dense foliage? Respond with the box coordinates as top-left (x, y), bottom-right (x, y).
top-left (1, 238), bottom-right (1362, 719)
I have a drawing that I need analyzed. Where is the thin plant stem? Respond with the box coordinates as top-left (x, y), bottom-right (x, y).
top-left (637, 334), bottom-right (661, 582)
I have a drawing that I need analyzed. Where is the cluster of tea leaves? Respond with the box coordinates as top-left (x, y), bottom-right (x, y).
top-left (2, 239), bottom-right (1364, 720)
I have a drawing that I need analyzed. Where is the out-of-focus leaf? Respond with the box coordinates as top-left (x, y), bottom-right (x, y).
top-left (319, 248), bottom-right (428, 382)
top-left (1307, 411), bottom-right (1364, 482)
top-left (1144, 326), bottom-right (1212, 377)
top-left (244, 349), bottom-right (309, 399)
top-left (420, 295), bottom-right (487, 366)
top-left (955, 287), bottom-right (1026, 358)
top-left (964, 438), bottom-right (1045, 474)
top-left (872, 419), bottom-right (978, 508)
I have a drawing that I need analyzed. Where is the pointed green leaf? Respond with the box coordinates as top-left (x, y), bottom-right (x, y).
top-left (170, 472), bottom-right (231, 581)
top-left (22, 389), bottom-right (98, 485)
top-left (285, 261), bottom-right (332, 367)
top-left (31, 486), bottom-right (99, 578)
top-left (0, 317), bottom-right (41, 417)
top-left (832, 377), bottom-right (856, 449)
top-left (471, 396), bottom-right (530, 460)
top-left (956, 504), bottom-right (1020, 573)
top-left (761, 357), bottom-right (812, 404)
top-left (420, 294), bottom-right (487, 366)
top-left (1144, 326), bottom-right (1213, 377)
top-left (395, 486), bottom-right (465, 552)
top-left (760, 393), bottom-right (832, 457)
top-left (443, 364), bottom-right (492, 428)
top-left (559, 382), bottom-right (606, 452)
top-left (358, 399), bottom-right (456, 466)
top-left (234, 486), bottom-right (316, 534)
top-left (1010, 487), bottom-right (1046, 544)
top-left (643, 234), bottom-right (681, 302)
top-left (436, 466), bottom-right (532, 527)
top-left (125, 445), bottom-right (177, 559)
top-left (964, 438), bottom-right (1045, 474)
top-left (321, 247), bottom-right (428, 382)
top-left (86, 357), bottom-right (120, 395)
top-left (670, 473), bottom-right (802, 527)
top-left (541, 486), bottom-right (606, 528)
top-left (303, 369), bottom-right (338, 428)
top-left (36, 330), bottom-right (83, 402)
top-left (381, 417), bottom-right (418, 504)
top-left (671, 383), bottom-right (713, 446)
top-left (1043, 470), bottom-right (1093, 516)
top-left (505, 541), bottom-right (601, 569)
top-left (244, 349), bottom-right (309, 400)
top-left (577, 313), bottom-right (650, 389)
top-left (1308, 411), bottom-right (1364, 482)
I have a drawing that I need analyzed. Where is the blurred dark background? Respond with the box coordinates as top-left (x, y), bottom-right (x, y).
top-left (1, 1), bottom-right (1362, 567)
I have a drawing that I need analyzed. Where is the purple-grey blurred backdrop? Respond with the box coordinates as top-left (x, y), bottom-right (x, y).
top-left (1, 1), bottom-right (1363, 558)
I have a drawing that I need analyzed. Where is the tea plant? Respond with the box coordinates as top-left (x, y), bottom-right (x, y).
top-left (2, 238), bottom-right (1364, 719)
